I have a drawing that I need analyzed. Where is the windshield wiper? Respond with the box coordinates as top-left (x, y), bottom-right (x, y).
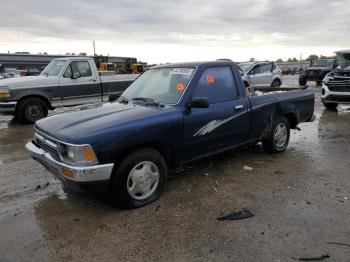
top-left (132, 97), bottom-right (162, 106)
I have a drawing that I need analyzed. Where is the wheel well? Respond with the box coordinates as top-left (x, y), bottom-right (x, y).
top-left (116, 142), bottom-right (175, 169)
top-left (16, 95), bottom-right (53, 111)
top-left (283, 113), bottom-right (297, 129)
top-left (244, 81), bottom-right (249, 87)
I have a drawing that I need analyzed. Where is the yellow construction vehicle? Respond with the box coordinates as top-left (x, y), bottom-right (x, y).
top-left (99, 62), bottom-right (115, 71)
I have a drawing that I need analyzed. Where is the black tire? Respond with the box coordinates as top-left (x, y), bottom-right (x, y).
top-left (316, 80), bottom-right (322, 86)
top-left (299, 75), bottom-right (307, 86)
top-left (16, 97), bottom-right (48, 123)
top-left (271, 79), bottom-right (281, 87)
top-left (262, 116), bottom-right (290, 154)
top-left (110, 148), bottom-right (167, 209)
top-left (323, 102), bottom-right (338, 110)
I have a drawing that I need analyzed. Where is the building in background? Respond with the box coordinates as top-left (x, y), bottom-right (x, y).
top-left (0, 53), bottom-right (140, 72)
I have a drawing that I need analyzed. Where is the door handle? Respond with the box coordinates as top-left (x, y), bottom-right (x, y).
top-left (235, 105), bottom-right (244, 110)
top-left (89, 79), bottom-right (97, 82)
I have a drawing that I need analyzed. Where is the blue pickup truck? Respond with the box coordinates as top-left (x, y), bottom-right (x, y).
top-left (26, 60), bottom-right (315, 208)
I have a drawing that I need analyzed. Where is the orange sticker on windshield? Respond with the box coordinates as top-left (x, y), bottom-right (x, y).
top-left (176, 83), bottom-right (185, 91)
top-left (206, 75), bottom-right (215, 84)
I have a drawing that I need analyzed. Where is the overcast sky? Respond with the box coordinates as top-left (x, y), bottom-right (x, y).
top-left (0, 0), bottom-right (349, 63)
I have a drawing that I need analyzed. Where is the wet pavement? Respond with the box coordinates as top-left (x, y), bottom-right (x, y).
top-left (1, 76), bottom-right (350, 261)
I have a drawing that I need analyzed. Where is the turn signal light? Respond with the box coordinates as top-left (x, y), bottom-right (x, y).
top-left (62, 168), bottom-right (74, 178)
top-left (84, 146), bottom-right (96, 162)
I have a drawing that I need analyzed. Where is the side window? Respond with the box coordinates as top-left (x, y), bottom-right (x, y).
top-left (192, 66), bottom-right (237, 103)
top-left (260, 64), bottom-right (272, 73)
top-left (252, 64), bottom-right (262, 74)
top-left (63, 65), bottom-right (72, 78)
top-left (72, 61), bottom-right (92, 77)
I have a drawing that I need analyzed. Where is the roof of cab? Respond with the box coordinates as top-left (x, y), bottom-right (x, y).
top-left (151, 60), bottom-right (235, 69)
top-left (53, 57), bottom-right (94, 61)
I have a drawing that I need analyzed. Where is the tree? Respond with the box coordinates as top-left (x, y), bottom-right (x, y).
top-left (249, 57), bottom-right (255, 62)
top-left (306, 54), bottom-right (319, 61)
top-left (287, 58), bottom-right (293, 62)
top-left (292, 57), bottom-right (298, 62)
top-left (78, 52), bottom-right (87, 56)
top-left (276, 58), bottom-right (283, 62)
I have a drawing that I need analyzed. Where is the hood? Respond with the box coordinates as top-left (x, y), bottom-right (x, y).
top-left (35, 102), bottom-right (175, 143)
top-left (306, 66), bottom-right (332, 71)
top-left (0, 75), bottom-right (57, 89)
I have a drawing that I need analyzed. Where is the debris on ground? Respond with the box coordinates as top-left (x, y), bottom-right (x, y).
top-left (299, 254), bottom-right (330, 261)
top-left (213, 187), bottom-right (218, 192)
top-left (35, 182), bottom-right (50, 190)
top-left (217, 210), bottom-right (254, 221)
top-left (243, 165), bottom-right (253, 171)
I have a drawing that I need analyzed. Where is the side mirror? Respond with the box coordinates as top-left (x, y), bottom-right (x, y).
top-left (109, 93), bottom-right (121, 102)
top-left (71, 72), bottom-right (80, 79)
top-left (250, 70), bottom-right (255, 75)
top-left (190, 97), bottom-right (209, 108)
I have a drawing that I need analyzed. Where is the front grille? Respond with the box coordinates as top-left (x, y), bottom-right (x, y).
top-left (306, 70), bottom-right (322, 77)
top-left (325, 95), bottom-right (350, 103)
top-left (33, 131), bottom-right (60, 160)
top-left (327, 80), bottom-right (350, 92)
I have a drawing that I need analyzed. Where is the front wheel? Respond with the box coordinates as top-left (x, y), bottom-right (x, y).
top-left (110, 148), bottom-right (167, 209)
top-left (16, 97), bottom-right (48, 123)
top-left (262, 116), bottom-right (290, 154)
top-left (323, 102), bottom-right (338, 110)
top-left (299, 75), bottom-right (307, 86)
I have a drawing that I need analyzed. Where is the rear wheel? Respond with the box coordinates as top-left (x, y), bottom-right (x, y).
top-left (262, 116), bottom-right (290, 154)
top-left (299, 75), bottom-right (307, 86)
top-left (271, 79), bottom-right (281, 87)
top-left (323, 102), bottom-right (338, 110)
top-left (110, 148), bottom-right (167, 209)
top-left (16, 97), bottom-right (48, 123)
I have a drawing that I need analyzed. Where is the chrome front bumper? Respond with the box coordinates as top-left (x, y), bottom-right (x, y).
top-left (25, 141), bottom-right (114, 183)
top-left (0, 101), bottom-right (17, 113)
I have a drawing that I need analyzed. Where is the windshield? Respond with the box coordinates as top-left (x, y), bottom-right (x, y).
top-left (238, 63), bottom-right (253, 72)
top-left (122, 67), bottom-right (195, 104)
top-left (41, 60), bottom-right (66, 76)
top-left (337, 53), bottom-right (350, 69)
top-left (312, 59), bottom-right (333, 67)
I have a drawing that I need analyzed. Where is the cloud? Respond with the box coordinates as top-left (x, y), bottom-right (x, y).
top-left (0, 0), bottom-right (349, 62)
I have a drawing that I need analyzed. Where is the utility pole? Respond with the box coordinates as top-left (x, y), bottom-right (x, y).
top-left (93, 40), bottom-right (96, 56)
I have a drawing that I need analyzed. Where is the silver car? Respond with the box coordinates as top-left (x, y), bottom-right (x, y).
top-left (238, 61), bottom-right (282, 87)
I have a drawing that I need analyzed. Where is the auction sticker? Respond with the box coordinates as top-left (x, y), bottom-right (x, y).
top-left (170, 68), bottom-right (194, 75)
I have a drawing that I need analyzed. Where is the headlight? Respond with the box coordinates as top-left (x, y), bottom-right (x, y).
top-left (59, 144), bottom-right (98, 165)
top-left (0, 86), bottom-right (11, 98)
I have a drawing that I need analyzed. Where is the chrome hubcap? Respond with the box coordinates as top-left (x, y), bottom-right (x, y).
top-left (274, 123), bottom-right (287, 148)
top-left (127, 161), bottom-right (159, 200)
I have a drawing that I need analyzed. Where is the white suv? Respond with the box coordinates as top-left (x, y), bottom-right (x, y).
top-left (238, 61), bottom-right (282, 87)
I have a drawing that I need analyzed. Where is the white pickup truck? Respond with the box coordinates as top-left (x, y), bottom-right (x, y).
top-left (0, 57), bottom-right (138, 123)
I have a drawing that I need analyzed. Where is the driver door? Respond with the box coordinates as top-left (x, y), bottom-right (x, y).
top-left (59, 60), bottom-right (100, 106)
top-left (183, 66), bottom-right (250, 160)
